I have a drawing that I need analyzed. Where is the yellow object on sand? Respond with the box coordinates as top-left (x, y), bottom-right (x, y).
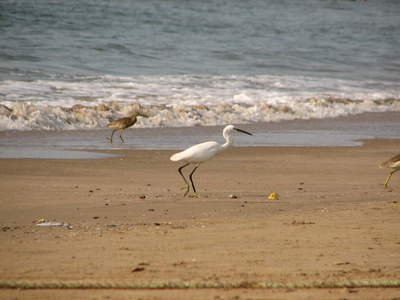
top-left (268, 192), bottom-right (279, 200)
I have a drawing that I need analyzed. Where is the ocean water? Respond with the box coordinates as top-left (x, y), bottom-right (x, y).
top-left (1, 0), bottom-right (399, 133)
top-left (0, 112), bottom-right (399, 159)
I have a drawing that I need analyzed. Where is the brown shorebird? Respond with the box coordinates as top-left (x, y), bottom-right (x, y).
top-left (106, 112), bottom-right (148, 143)
top-left (380, 153), bottom-right (400, 189)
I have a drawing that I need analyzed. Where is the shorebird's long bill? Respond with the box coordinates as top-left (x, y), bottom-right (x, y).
top-left (234, 127), bottom-right (253, 136)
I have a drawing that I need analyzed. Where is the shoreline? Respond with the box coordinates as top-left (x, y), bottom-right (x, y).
top-left (0, 111), bottom-right (399, 159)
top-left (1, 139), bottom-right (399, 299)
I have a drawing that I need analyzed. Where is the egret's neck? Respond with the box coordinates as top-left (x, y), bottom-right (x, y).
top-left (221, 132), bottom-right (233, 151)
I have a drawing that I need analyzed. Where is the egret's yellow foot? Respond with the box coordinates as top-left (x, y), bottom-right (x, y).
top-left (189, 193), bottom-right (207, 198)
top-left (181, 185), bottom-right (190, 197)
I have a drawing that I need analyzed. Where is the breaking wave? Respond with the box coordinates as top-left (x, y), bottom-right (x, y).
top-left (0, 97), bottom-right (398, 131)
top-left (1, 74), bottom-right (399, 130)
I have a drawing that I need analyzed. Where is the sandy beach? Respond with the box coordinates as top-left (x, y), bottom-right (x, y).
top-left (1, 139), bottom-right (399, 299)
top-left (2, 0), bottom-right (399, 298)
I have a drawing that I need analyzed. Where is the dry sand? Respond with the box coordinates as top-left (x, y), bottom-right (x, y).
top-left (1, 139), bottom-right (399, 299)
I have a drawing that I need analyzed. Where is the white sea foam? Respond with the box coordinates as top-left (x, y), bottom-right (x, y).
top-left (0, 75), bottom-right (399, 131)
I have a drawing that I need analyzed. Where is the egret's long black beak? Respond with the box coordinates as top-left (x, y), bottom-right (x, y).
top-left (234, 127), bottom-right (253, 136)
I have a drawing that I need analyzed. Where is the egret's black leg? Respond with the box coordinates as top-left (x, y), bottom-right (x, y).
top-left (178, 163), bottom-right (190, 196)
top-left (189, 165), bottom-right (200, 198)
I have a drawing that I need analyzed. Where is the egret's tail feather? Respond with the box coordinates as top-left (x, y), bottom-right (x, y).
top-left (170, 152), bottom-right (183, 161)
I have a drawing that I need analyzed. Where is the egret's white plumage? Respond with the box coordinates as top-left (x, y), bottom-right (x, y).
top-left (170, 125), bottom-right (252, 197)
top-left (380, 153), bottom-right (400, 189)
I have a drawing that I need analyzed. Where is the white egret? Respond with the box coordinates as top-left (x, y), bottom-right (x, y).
top-left (170, 125), bottom-right (253, 197)
top-left (380, 153), bottom-right (400, 189)
top-left (106, 112), bottom-right (148, 143)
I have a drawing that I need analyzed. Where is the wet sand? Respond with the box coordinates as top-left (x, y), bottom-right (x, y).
top-left (0, 111), bottom-right (399, 159)
top-left (0, 139), bottom-right (400, 299)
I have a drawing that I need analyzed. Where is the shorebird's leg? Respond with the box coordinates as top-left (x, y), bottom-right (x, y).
top-left (178, 163), bottom-right (190, 197)
top-left (383, 170), bottom-right (398, 190)
top-left (119, 129), bottom-right (125, 143)
top-left (189, 164), bottom-right (201, 198)
top-left (108, 130), bottom-right (117, 143)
